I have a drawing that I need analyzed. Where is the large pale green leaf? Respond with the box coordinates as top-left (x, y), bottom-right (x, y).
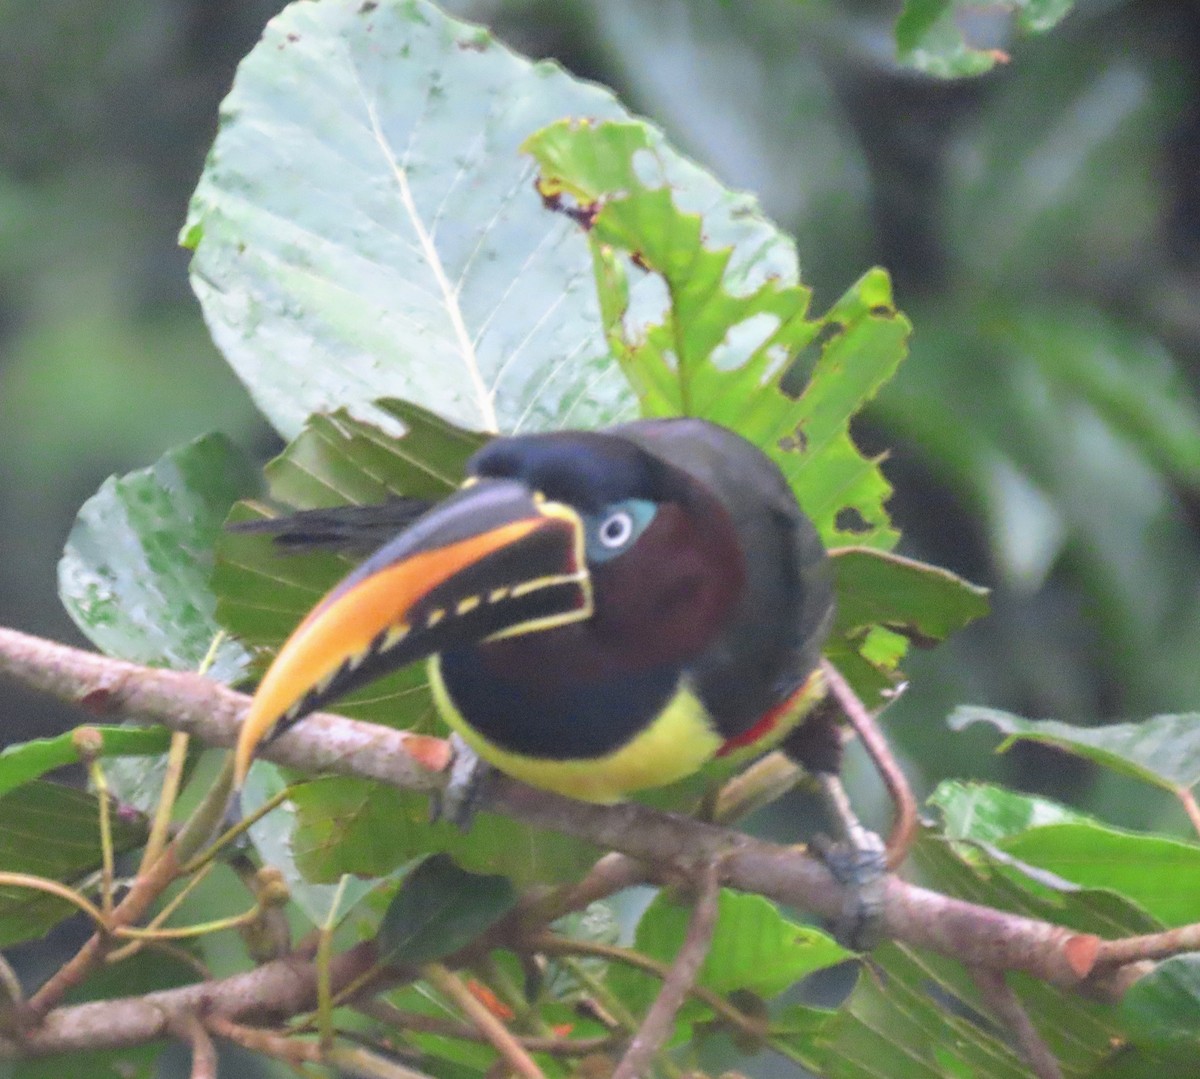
top-left (58, 433), bottom-right (256, 684)
top-left (184, 0), bottom-right (641, 440)
top-left (523, 118), bottom-right (909, 552)
top-left (895, 0), bottom-right (1075, 79)
top-left (0, 781), bottom-right (147, 947)
top-left (950, 707), bottom-right (1200, 793)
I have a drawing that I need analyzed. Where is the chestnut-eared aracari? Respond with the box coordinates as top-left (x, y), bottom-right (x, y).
top-left (232, 417), bottom-right (853, 805)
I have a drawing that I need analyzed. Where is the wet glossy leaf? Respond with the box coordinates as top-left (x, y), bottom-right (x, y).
top-left (58, 433), bottom-right (256, 684)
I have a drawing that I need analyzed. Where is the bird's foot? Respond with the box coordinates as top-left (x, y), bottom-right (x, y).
top-left (810, 830), bottom-right (887, 951)
top-left (429, 733), bottom-right (493, 831)
top-left (810, 770), bottom-right (889, 950)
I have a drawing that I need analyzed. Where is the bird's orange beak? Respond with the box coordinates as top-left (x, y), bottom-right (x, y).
top-left (233, 479), bottom-right (590, 786)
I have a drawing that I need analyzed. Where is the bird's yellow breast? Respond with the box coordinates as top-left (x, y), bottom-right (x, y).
top-left (428, 657), bottom-right (724, 803)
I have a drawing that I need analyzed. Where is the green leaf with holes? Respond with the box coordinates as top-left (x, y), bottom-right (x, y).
top-left (524, 118), bottom-right (909, 553)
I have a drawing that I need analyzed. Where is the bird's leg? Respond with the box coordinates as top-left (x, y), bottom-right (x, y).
top-left (430, 733), bottom-right (494, 831)
top-left (809, 773), bottom-right (887, 951)
top-left (781, 694), bottom-right (888, 951)
top-left (819, 658), bottom-right (918, 869)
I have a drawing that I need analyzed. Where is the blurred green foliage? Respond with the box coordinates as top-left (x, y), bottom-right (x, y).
top-left (2, 0), bottom-right (1199, 917)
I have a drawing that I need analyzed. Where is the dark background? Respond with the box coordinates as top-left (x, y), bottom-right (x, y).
top-left (3, 0), bottom-right (1199, 833)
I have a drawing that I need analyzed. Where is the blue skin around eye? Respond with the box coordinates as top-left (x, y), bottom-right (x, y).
top-left (584, 499), bottom-right (658, 563)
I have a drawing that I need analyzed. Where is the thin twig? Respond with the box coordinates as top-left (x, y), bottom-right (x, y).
top-left (821, 658), bottom-right (918, 868)
top-left (611, 860), bottom-right (721, 1079)
top-left (559, 955), bottom-right (638, 1032)
top-left (86, 757), bottom-right (117, 917)
top-left (714, 751), bottom-right (802, 823)
top-left (317, 876), bottom-right (351, 1052)
top-left (207, 1014), bottom-right (315, 1067)
top-left (26, 747), bottom-right (233, 1018)
top-left (968, 965), bottom-right (1062, 1079)
top-left (0, 950), bottom-right (24, 1010)
top-left (142, 731), bottom-right (191, 871)
top-left (0, 873), bottom-right (110, 931)
top-left (325, 1042), bottom-right (438, 1079)
top-left (528, 932), bottom-right (761, 1042)
top-left (1175, 785), bottom-right (1200, 840)
top-left (174, 1013), bottom-right (218, 1079)
top-left (422, 963), bottom-right (544, 1079)
top-left (516, 852), bottom-right (647, 931)
top-left (211, 1014), bottom-right (434, 1079)
top-left (1093, 922), bottom-right (1200, 966)
top-left (106, 862), bottom-right (217, 963)
top-left (179, 785), bottom-right (294, 875)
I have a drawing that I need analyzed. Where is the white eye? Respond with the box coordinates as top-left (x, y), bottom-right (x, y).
top-left (597, 510), bottom-right (635, 549)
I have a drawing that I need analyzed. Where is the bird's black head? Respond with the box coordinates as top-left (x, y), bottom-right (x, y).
top-left (465, 429), bottom-right (744, 675)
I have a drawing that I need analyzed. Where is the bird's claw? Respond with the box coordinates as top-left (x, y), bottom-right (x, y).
top-left (430, 733), bottom-right (493, 831)
top-left (811, 829), bottom-right (888, 952)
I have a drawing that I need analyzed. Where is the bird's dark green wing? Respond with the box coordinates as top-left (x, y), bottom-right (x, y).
top-left (228, 499), bottom-right (435, 556)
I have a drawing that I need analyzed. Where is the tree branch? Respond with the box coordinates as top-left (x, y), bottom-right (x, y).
top-left (4, 942), bottom-right (378, 1059)
top-left (968, 965), bottom-right (1062, 1079)
top-left (0, 623), bottom-right (1181, 1066)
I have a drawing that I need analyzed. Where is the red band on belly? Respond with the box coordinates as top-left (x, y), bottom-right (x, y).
top-left (716, 682), bottom-right (806, 757)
